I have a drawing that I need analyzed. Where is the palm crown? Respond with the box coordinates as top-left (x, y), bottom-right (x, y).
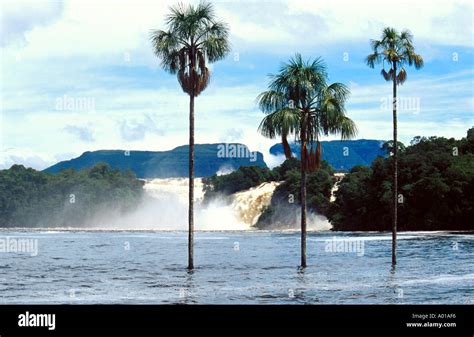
top-left (150, 2), bottom-right (230, 96)
top-left (258, 54), bottom-right (357, 169)
top-left (366, 27), bottom-right (423, 84)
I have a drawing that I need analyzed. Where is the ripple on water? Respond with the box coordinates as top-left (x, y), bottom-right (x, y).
top-left (0, 231), bottom-right (472, 304)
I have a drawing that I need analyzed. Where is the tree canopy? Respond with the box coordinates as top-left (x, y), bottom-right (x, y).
top-left (0, 163), bottom-right (144, 227)
top-left (328, 128), bottom-right (474, 231)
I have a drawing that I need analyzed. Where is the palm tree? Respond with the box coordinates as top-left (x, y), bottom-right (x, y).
top-left (151, 2), bottom-right (230, 269)
top-left (366, 27), bottom-right (423, 266)
top-left (258, 54), bottom-right (357, 267)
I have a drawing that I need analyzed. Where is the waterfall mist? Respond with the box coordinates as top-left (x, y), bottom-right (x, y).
top-left (63, 178), bottom-right (332, 231)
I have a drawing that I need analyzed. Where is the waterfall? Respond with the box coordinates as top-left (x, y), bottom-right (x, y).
top-left (330, 173), bottom-right (345, 202)
top-left (138, 178), bottom-right (278, 230)
top-left (228, 181), bottom-right (279, 226)
top-left (90, 177), bottom-right (333, 231)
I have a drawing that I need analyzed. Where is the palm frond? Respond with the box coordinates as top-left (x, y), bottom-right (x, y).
top-left (366, 52), bottom-right (379, 68)
top-left (256, 90), bottom-right (288, 113)
top-left (201, 22), bottom-right (230, 62)
top-left (381, 68), bottom-right (392, 81)
top-left (323, 82), bottom-right (350, 102)
top-left (396, 68), bottom-right (407, 85)
top-left (257, 108), bottom-right (300, 139)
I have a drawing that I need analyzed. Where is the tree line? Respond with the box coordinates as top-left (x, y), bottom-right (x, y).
top-left (0, 163), bottom-right (144, 228)
top-left (328, 129), bottom-right (474, 231)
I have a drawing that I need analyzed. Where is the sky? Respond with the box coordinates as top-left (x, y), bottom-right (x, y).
top-left (0, 0), bottom-right (473, 170)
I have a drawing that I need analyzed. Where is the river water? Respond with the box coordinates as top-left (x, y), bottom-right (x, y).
top-left (0, 230), bottom-right (472, 304)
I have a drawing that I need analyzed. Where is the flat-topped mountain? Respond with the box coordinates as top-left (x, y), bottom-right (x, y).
top-left (44, 143), bottom-right (266, 178)
top-left (270, 139), bottom-right (388, 172)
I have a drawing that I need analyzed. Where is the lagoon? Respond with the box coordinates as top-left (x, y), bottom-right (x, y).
top-left (0, 230), bottom-right (472, 304)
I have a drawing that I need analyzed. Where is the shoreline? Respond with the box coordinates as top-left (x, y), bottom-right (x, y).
top-left (0, 227), bottom-right (473, 235)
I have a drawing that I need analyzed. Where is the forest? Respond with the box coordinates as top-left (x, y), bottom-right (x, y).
top-left (0, 163), bottom-right (144, 227)
top-left (328, 128), bottom-right (474, 231)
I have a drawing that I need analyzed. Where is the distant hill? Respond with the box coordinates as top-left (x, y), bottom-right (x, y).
top-left (269, 139), bottom-right (388, 172)
top-left (44, 144), bottom-right (267, 178)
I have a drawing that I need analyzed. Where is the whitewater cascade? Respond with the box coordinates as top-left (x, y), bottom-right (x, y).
top-left (121, 178), bottom-right (332, 231)
top-left (330, 173), bottom-right (346, 202)
top-left (140, 178), bottom-right (278, 230)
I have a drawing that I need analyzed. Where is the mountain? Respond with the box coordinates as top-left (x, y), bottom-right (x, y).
top-left (269, 139), bottom-right (388, 172)
top-left (44, 144), bottom-right (267, 178)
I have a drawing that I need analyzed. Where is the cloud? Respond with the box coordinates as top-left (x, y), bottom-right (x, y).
top-left (219, 128), bottom-right (244, 142)
top-left (119, 114), bottom-right (164, 142)
top-left (219, 0), bottom-right (473, 54)
top-left (352, 120), bottom-right (474, 145)
top-left (2, 0), bottom-right (472, 64)
top-left (0, 0), bottom-right (63, 47)
top-left (63, 124), bottom-right (95, 142)
top-left (0, 148), bottom-right (57, 170)
top-left (0, 0), bottom-right (172, 64)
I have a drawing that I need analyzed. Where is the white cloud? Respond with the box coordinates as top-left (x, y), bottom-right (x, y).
top-left (119, 114), bottom-right (164, 141)
top-left (2, 0), bottom-right (472, 63)
top-left (218, 0), bottom-right (473, 53)
top-left (1, 0), bottom-right (166, 60)
top-left (0, 0), bottom-right (63, 47)
top-left (0, 148), bottom-right (57, 170)
top-left (353, 119), bottom-right (474, 145)
top-left (64, 124), bottom-right (95, 142)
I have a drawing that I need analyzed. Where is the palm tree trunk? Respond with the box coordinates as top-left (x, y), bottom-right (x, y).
top-left (300, 161), bottom-right (307, 268)
top-left (188, 93), bottom-right (195, 270)
top-left (300, 114), bottom-right (307, 268)
top-left (392, 64), bottom-right (398, 266)
top-left (282, 134), bottom-right (292, 159)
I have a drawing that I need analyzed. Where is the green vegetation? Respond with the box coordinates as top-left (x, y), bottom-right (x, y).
top-left (0, 163), bottom-right (144, 228)
top-left (328, 129), bottom-right (474, 231)
top-left (203, 166), bottom-right (276, 200)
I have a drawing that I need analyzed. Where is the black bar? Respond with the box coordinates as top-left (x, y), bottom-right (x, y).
top-left (0, 305), bottom-right (472, 335)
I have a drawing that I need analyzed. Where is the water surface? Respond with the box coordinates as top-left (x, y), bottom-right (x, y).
top-left (0, 230), bottom-right (472, 304)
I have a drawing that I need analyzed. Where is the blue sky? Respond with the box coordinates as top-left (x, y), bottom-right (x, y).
top-left (0, 0), bottom-right (473, 169)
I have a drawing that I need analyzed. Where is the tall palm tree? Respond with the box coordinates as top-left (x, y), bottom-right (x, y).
top-left (366, 27), bottom-right (423, 266)
top-left (258, 54), bottom-right (357, 267)
top-left (151, 2), bottom-right (230, 269)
